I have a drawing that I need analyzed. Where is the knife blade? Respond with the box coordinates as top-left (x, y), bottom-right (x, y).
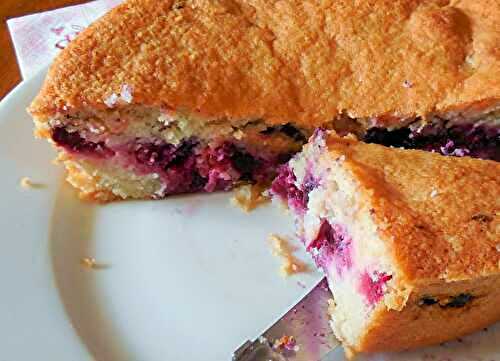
top-left (232, 278), bottom-right (341, 361)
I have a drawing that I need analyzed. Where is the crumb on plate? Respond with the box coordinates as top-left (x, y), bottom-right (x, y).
top-left (19, 177), bottom-right (45, 189)
top-left (80, 257), bottom-right (109, 270)
top-left (231, 184), bottom-right (270, 212)
top-left (268, 234), bottom-right (310, 276)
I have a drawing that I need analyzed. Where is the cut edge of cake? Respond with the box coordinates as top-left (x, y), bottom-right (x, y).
top-left (271, 130), bottom-right (500, 357)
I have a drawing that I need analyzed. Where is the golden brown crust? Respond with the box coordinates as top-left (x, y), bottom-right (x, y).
top-left (322, 134), bottom-right (500, 284)
top-left (29, 0), bottom-right (500, 126)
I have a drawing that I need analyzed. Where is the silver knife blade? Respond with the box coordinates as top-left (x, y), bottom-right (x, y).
top-left (232, 278), bottom-right (341, 361)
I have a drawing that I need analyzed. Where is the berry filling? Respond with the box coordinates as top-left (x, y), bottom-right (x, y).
top-left (270, 166), bottom-right (307, 213)
top-left (307, 220), bottom-right (353, 276)
top-left (302, 171), bottom-right (320, 197)
top-left (260, 123), bottom-right (307, 143)
top-left (52, 126), bottom-right (115, 158)
top-left (270, 165), bottom-right (319, 214)
top-left (358, 271), bottom-right (393, 306)
top-left (444, 293), bottom-right (474, 308)
top-left (53, 115), bottom-right (499, 199)
top-left (419, 293), bottom-right (474, 308)
top-left (419, 296), bottom-right (439, 306)
top-left (51, 126), bottom-right (290, 196)
top-left (364, 123), bottom-right (499, 161)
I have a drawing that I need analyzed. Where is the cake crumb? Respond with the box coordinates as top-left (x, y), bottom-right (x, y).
top-left (268, 234), bottom-right (310, 276)
top-left (430, 189), bottom-right (438, 198)
top-left (80, 257), bottom-right (109, 270)
top-left (231, 184), bottom-right (269, 212)
top-left (233, 129), bottom-right (245, 140)
top-left (19, 177), bottom-right (45, 189)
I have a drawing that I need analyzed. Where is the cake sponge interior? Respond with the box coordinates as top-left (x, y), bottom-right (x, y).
top-left (271, 131), bottom-right (500, 356)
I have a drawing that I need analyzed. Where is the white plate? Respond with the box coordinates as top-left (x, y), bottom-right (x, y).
top-left (1, 71), bottom-right (499, 361)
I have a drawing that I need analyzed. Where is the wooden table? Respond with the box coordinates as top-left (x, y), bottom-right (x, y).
top-left (0, 0), bottom-right (86, 100)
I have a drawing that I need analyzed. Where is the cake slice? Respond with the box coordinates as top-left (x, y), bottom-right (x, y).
top-left (28, 0), bottom-right (499, 200)
top-left (271, 130), bottom-right (500, 357)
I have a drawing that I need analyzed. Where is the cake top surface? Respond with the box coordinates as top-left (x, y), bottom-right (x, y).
top-left (29, 0), bottom-right (500, 127)
top-left (320, 134), bottom-right (500, 283)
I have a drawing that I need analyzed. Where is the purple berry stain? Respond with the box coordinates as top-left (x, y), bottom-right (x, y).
top-left (270, 166), bottom-right (319, 214)
top-left (307, 220), bottom-right (352, 276)
top-left (271, 166), bottom-right (308, 213)
top-left (358, 271), bottom-right (392, 305)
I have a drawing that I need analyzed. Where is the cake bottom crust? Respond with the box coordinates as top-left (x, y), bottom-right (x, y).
top-left (61, 156), bottom-right (161, 201)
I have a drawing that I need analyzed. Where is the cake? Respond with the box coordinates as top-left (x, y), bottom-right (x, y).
top-left (28, 0), bottom-right (499, 200)
top-left (271, 130), bottom-right (500, 357)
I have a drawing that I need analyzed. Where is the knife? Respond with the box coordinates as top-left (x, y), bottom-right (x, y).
top-left (232, 278), bottom-right (342, 361)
